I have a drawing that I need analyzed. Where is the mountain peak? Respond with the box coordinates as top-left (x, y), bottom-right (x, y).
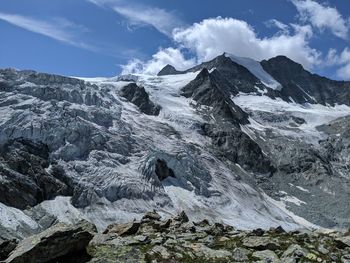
top-left (157, 64), bottom-right (182, 76)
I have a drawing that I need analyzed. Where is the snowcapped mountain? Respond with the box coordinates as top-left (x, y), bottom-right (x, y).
top-left (1, 53), bottom-right (350, 239)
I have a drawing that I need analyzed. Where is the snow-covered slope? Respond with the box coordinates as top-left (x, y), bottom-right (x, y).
top-left (225, 53), bottom-right (282, 90)
top-left (1, 53), bottom-right (350, 239)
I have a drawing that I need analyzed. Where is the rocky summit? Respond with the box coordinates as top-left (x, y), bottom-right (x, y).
top-left (1, 52), bottom-right (350, 261)
top-left (2, 211), bottom-right (350, 263)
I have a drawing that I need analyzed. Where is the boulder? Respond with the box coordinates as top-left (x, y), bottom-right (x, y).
top-left (252, 250), bottom-right (280, 263)
top-left (142, 210), bottom-right (161, 221)
top-left (174, 211), bottom-right (189, 223)
top-left (0, 239), bottom-right (17, 261)
top-left (242, 236), bottom-right (281, 251)
top-left (103, 221), bottom-right (141, 236)
top-left (4, 220), bottom-right (96, 263)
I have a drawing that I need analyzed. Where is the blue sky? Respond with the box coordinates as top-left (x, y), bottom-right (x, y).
top-left (0, 0), bottom-right (349, 79)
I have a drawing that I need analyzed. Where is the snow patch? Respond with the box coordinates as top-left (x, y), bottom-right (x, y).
top-left (225, 53), bottom-right (281, 90)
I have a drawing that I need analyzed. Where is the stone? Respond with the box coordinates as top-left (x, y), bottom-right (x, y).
top-left (336, 236), bottom-right (350, 249)
top-left (252, 250), bottom-right (280, 263)
top-left (243, 236), bottom-right (281, 251)
top-left (5, 220), bottom-right (96, 263)
top-left (142, 210), bottom-right (161, 221)
top-left (317, 244), bottom-right (329, 255)
top-left (174, 211), bottom-right (189, 223)
top-left (0, 239), bottom-right (17, 261)
top-left (269, 226), bottom-right (286, 234)
top-left (281, 244), bottom-right (308, 263)
top-left (103, 221), bottom-right (141, 237)
top-left (253, 228), bottom-right (265, 236)
top-left (232, 247), bottom-right (250, 262)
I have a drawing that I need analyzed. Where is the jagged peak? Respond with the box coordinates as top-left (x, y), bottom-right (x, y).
top-left (157, 64), bottom-right (182, 76)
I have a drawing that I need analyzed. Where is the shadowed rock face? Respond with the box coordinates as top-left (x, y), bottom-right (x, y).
top-left (157, 64), bottom-right (183, 76)
top-left (155, 159), bottom-right (175, 181)
top-left (0, 139), bottom-right (72, 209)
top-left (120, 83), bottom-right (161, 116)
top-left (261, 56), bottom-right (350, 106)
top-left (182, 68), bottom-right (248, 126)
top-left (201, 124), bottom-right (275, 175)
top-left (186, 54), bottom-right (265, 93)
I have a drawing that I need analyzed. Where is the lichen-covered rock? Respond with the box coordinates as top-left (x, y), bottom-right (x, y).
top-left (103, 221), bottom-right (141, 236)
top-left (4, 220), bottom-right (96, 263)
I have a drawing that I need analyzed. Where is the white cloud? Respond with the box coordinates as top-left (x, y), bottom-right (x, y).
top-left (173, 17), bottom-right (320, 68)
top-left (292, 0), bottom-right (349, 39)
top-left (0, 12), bottom-right (94, 50)
top-left (265, 19), bottom-right (290, 33)
top-left (326, 47), bottom-right (350, 80)
top-left (89, 0), bottom-right (183, 36)
top-left (121, 17), bottom-right (322, 75)
top-left (337, 63), bottom-right (350, 79)
top-left (121, 47), bottom-right (195, 75)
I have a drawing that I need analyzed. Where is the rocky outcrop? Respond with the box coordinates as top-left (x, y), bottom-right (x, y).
top-left (0, 239), bottom-right (17, 261)
top-left (186, 53), bottom-right (266, 93)
top-left (157, 64), bottom-right (183, 76)
top-left (120, 83), bottom-right (161, 116)
top-left (261, 56), bottom-right (350, 106)
top-left (4, 220), bottom-right (96, 263)
top-left (0, 139), bottom-right (72, 209)
top-left (201, 124), bottom-right (275, 174)
top-left (2, 212), bottom-right (350, 263)
top-left (182, 68), bottom-right (248, 126)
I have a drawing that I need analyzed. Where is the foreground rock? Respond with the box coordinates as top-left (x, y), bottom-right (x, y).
top-left (3, 211), bottom-right (349, 262)
top-left (4, 220), bottom-right (96, 263)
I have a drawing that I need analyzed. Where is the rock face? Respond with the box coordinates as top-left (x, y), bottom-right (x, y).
top-left (0, 139), bottom-right (71, 209)
top-left (261, 55), bottom-right (350, 106)
top-left (2, 213), bottom-right (350, 263)
top-left (1, 51), bottom-right (350, 239)
top-left (157, 64), bottom-right (183, 76)
top-left (5, 220), bottom-right (96, 263)
top-left (182, 68), bottom-right (248, 125)
top-left (119, 83), bottom-right (161, 116)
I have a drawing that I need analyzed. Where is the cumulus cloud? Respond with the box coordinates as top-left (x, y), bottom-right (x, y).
top-left (121, 47), bottom-right (196, 75)
top-left (326, 47), bottom-right (350, 79)
top-left (173, 17), bottom-right (320, 68)
top-left (0, 12), bottom-right (94, 50)
top-left (122, 16), bottom-right (321, 75)
top-left (292, 0), bottom-right (349, 39)
top-left (89, 0), bottom-right (183, 36)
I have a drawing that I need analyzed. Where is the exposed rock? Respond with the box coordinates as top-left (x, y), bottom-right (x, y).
top-left (155, 159), bottom-right (175, 181)
top-left (103, 221), bottom-right (141, 236)
top-left (0, 139), bottom-right (71, 209)
top-left (182, 68), bottom-right (248, 125)
top-left (4, 220), bottom-right (96, 263)
top-left (201, 123), bottom-right (275, 174)
top-left (174, 211), bottom-right (189, 223)
top-left (142, 210), bottom-right (162, 221)
top-left (252, 250), bottom-right (280, 263)
top-left (336, 236), bottom-right (350, 249)
top-left (157, 64), bottom-right (183, 76)
top-left (119, 83), bottom-right (161, 115)
top-left (261, 55), bottom-right (350, 106)
top-left (243, 236), bottom-right (281, 251)
top-left (0, 239), bottom-right (17, 261)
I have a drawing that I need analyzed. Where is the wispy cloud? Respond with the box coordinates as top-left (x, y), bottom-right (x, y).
top-left (291, 0), bottom-right (349, 39)
top-left (0, 12), bottom-right (95, 50)
top-left (89, 0), bottom-right (184, 36)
